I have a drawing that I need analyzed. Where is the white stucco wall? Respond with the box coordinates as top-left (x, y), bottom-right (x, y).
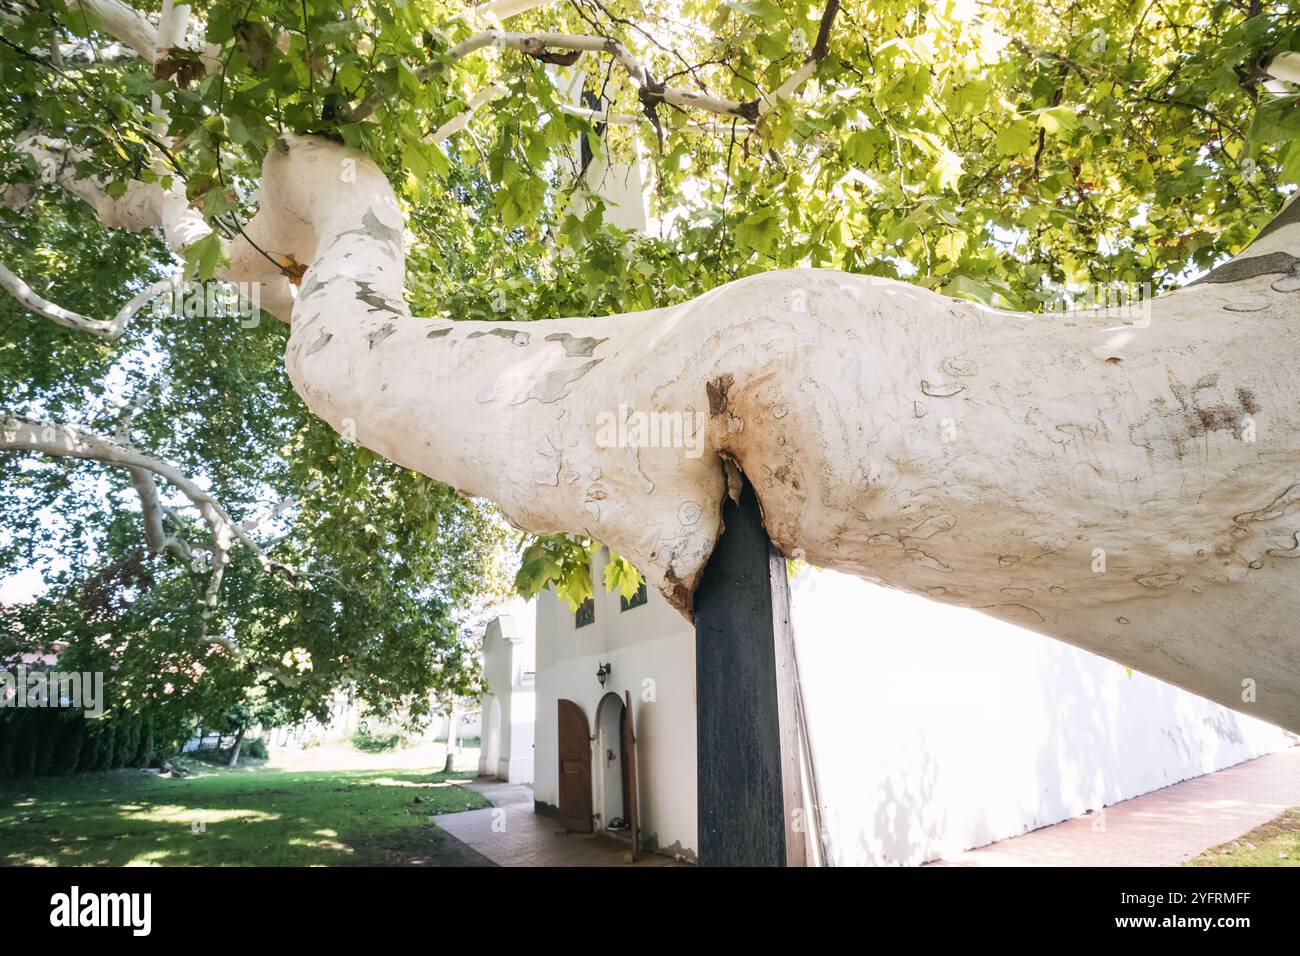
top-left (477, 598), bottom-right (536, 784)
top-left (534, 549), bottom-right (697, 859)
top-left (791, 567), bottom-right (1295, 865)
top-left (530, 557), bottom-right (1292, 865)
top-left (435, 710), bottom-right (481, 741)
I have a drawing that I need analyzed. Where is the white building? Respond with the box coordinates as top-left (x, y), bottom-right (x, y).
top-left (524, 548), bottom-right (1293, 865)
top-left (533, 552), bottom-right (697, 858)
top-left (477, 598), bottom-right (536, 785)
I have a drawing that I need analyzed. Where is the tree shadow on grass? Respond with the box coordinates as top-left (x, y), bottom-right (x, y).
top-left (0, 767), bottom-right (492, 867)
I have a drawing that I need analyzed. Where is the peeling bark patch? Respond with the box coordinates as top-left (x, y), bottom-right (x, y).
top-left (628, 445), bottom-right (654, 494)
top-left (366, 322), bottom-right (396, 349)
top-left (1135, 571), bottom-right (1181, 589)
top-left (1234, 483), bottom-right (1300, 524)
top-left (1194, 250), bottom-right (1300, 285)
top-left (545, 332), bottom-right (608, 357)
top-left (1268, 530), bottom-right (1300, 558)
top-left (706, 373), bottom-right (734, 415)
top-left (426, 327), bottom-right (452, 339)
top-left (1186, 404), bottom-right (1240, 437)
top-left (305, 331), bottom-right (333, 356)
top-left (662, 568), bottom-right (694, 620)
top-left (338, 208), bottom-right (404, 256)
top-left (904, 513), bottom-right (956, 540)
top-left (512, 360), bottom-right (601, 405)
top-left (355, 281), bottom-right (401, 314)
top-left (768, 463), bottom-right (800, 491)
top-left (907, 549), bottom-right (950, 572)
top-left (920, 379), bottom-right (965, 398)
top-left (469, 328), bottom-right (531, 346)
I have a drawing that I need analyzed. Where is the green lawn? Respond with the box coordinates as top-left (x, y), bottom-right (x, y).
top-left (0, 762), bottom-right (493, 866)
top-left (1186, 807), bottom-right (1300, 867)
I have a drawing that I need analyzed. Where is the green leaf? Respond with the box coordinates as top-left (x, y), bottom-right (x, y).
top-left (1037, 106), bottom-right (1080, 138)
top-left (995, 120), bottom-right (1037, 156)
top-left (182, 232), bottom-right (227, 281)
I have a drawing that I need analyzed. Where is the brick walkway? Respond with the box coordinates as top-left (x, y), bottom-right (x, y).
top-left (934, 746), bottom-right (1300, 866)
top-left (433, 778), bottom-right (681, 867)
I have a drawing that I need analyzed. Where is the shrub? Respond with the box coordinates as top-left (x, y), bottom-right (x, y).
top-left (244, 737), bottom-right (269, 760)
top-left (109, 720), bottom-right (130, 769)
top-left (135, 716), bottom-right (155, 767)
top-left (90, 721), bottom-right (113, 771)
top-left (50, 715), bottom-right (84, 775)
top-left (15, 712), bottom-right (41, 777)
top-left (351, 728), bottom-right (408, 753)
top-left (0, 715), bottom-right (12, 778)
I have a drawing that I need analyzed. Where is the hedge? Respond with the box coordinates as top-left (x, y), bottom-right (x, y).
top-left (0, 710), bottom-right (182, 779)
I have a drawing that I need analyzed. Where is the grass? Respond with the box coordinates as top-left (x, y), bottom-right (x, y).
top-left (1186, 807), bottom-right (1300, 866)
top-left (0, 762), bottom-right (492, 867)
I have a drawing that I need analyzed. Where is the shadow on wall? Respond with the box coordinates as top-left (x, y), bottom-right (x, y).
top-left (792, 568), bottom-right (1291, 866)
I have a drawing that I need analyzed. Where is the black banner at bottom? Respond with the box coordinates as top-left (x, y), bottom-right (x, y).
top-left (1, 864), bottom-right (1291, 942)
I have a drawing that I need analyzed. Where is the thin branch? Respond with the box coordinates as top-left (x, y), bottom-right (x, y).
top-left (0, 261), bottom-right (179, 339)
top-left (126, 465), bottom-right (192, 559)
top-left (353, 0), bottom-right (841, 126)
top-left (0, 415), bottom-right (267, 608)
top-left (0, 413), bottom-right (317, 684)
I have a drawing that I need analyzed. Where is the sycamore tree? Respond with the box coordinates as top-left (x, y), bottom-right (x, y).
top-left (1, 0), bottom-right (1299, 731)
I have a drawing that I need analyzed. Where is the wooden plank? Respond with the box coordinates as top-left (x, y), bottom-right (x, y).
top-left (694, 475), bottom-right (806, 866)
top-left (623, 689), bottom-right (640, 861)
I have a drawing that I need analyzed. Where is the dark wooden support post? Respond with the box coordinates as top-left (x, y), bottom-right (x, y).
top-left (695, 474), bottom-right (807, 866)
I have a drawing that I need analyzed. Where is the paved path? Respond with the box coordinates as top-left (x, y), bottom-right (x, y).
top-left (434, 777), bottom-right (681, 867)
top-left (461, 779), bottom-right (534, 810)
top-left (935, 746), bottom-right (1300, 866)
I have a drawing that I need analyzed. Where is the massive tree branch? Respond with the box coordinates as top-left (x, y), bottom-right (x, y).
top-left (238, 129), bottom-right (1300, 735)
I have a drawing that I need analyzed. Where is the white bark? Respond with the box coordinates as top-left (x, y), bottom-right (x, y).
top-left (443, 30), bottom-right (770, 119)
top-left (14, 135), bottom-right (211, 250)
top-left (125, 465), bottom-right (192, 560)
top-left (67, 0), bottom-right (159, 62)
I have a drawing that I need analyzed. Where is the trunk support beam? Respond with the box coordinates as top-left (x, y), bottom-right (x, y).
top-left (694, 475), bottom-right (808, 866)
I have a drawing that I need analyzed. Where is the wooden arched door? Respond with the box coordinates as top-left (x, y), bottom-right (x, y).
top-left (557, 699), bottom-right (593, 832)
